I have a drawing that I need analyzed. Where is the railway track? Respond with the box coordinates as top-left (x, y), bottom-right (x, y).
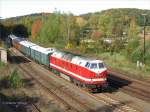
top-left (31, 103), bottom-right (42, 112)
top-left (9, 49), bottom-right (95, 112)
top-left (9, 48), bottom-right (149, 112)
top-left (23, 57), bottom-right (140, 112)
top-left (108, 70), bottom-right (150, 102)
top-left (7, 51), bottom-right (42, 112)
top-left (93, 94), bottom-right (139, 112)
top-left (19, 64), bottom-right (81, 112)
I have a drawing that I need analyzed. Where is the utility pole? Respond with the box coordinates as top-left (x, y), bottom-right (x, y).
top-left (142, 14), bottom-right (147, 64)
top-left (67, 14), bottom-right (71, 43)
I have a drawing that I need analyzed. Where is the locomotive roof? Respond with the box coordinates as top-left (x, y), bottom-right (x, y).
top-left (52, 51), bottom-right (103, 67)
top-left (30, 45), bottom-right (55, 54)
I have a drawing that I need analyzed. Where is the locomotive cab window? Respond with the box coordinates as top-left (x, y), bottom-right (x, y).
top-left (90, 63), bottom-right (104, 69)
top-left (98, 63), bottom-right (104, 68)
top-left (90, 63), bottom-right (98, 69)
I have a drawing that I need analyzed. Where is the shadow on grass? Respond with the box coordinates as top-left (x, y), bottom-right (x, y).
top-left (0, 77), bottom-right (35, 90)
top-left (104, 73), bottom-right (132, 93)
top-left (93, 73), bottom-right (132, 94)
top-left (0, 77), bottom-right (38, 112)
top-left (22, 78), bottom-right (35, 87)
top-left (0, 93), bottom-right (39, 112)
top-left (8, 56), bottom-right (31, 64)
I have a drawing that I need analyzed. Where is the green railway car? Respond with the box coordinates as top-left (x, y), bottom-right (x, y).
top-left (19, 41), bottom-right (37, 56)
top-left (30, 45), bottom-right (55, 66)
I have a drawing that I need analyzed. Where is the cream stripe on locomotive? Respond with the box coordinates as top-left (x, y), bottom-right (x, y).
top-left (50, 63), bottom-right (106, 82)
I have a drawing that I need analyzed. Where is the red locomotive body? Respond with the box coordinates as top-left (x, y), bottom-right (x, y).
top-left (50, 51), bottom-right (108, 90)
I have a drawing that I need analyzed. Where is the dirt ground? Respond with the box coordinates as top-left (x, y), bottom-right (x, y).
top-left (0, 63), bottom-right (66, 112)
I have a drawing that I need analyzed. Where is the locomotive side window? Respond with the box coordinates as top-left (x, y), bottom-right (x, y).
top-left (85, 62), bottom-right (90, 68)
top-left (98, 63), bottom-right (104, 68)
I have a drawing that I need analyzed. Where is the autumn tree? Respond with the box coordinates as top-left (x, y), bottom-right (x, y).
top-left (31, 19), bottom-right (42, 38)
top-left (76, 17), bottom-right (87, 28)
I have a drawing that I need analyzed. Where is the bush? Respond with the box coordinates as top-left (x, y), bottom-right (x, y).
top-left (9, 69), bottom-right (23, 88)
top-left (125, 38), bottom-right (140, 59)
top-left (131, 41), bottom-right (150, 64)
top-left (131, 46), bottom-right (143, 62)
top-left (0, 61), bottom-right (6, 68)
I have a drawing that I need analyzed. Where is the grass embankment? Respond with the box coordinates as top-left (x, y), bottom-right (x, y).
top-left (97, 53), bottom-right (150, 79)
top-left (79, 50), bottom-right (150, 80)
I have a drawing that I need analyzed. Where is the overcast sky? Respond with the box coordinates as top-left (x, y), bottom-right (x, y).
top-left (0, 0), bottom-right (150, 19)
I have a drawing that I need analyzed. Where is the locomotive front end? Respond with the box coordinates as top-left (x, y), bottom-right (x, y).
top-left (86, 60), bottom-right (108, 92)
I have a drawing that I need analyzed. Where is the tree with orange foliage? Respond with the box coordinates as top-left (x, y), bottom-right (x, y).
top-left (31, 19), bottom-right (42, 38)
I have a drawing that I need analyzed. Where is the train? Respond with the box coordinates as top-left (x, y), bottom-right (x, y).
top-left (8, 34), bottom-right (108, 92)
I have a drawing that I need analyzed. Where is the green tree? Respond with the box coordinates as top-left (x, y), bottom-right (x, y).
top-left (127, 16), bottom-right (140, 39)
top-left (125, 38), bottom-right (140, 59)
top-left (38, 12), bottom-right (61, 43)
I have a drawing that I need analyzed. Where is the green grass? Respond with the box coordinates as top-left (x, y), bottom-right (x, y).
top-left (0, 61), bottom-right (6, 68)
top-left (96, 52), bottom-right (150, 79)
top-left (9, 69), bottom-right (23, 88)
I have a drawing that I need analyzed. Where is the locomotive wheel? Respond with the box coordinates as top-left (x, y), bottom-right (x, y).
top-left (80, 83), bottom-right (83, 87)
top-left (72, 79), bottom-right (79, 86)
top-left (97, 87), bottom-right (102, 93)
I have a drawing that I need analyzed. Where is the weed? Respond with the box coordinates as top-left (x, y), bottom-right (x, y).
top-left (0, 61), bottom-right (6, 68)
top-left (9, 69), bottom-right (23, 89)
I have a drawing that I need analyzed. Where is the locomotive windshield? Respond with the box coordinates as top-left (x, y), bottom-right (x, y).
top-left (90, 63), bottom-right (98, 69)
top-left (85, 62), bottom-right (104, 69)
top-left (89, 63), bottom-right (104, 69)
top-left (98, 63), bottom-right (104, 68)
